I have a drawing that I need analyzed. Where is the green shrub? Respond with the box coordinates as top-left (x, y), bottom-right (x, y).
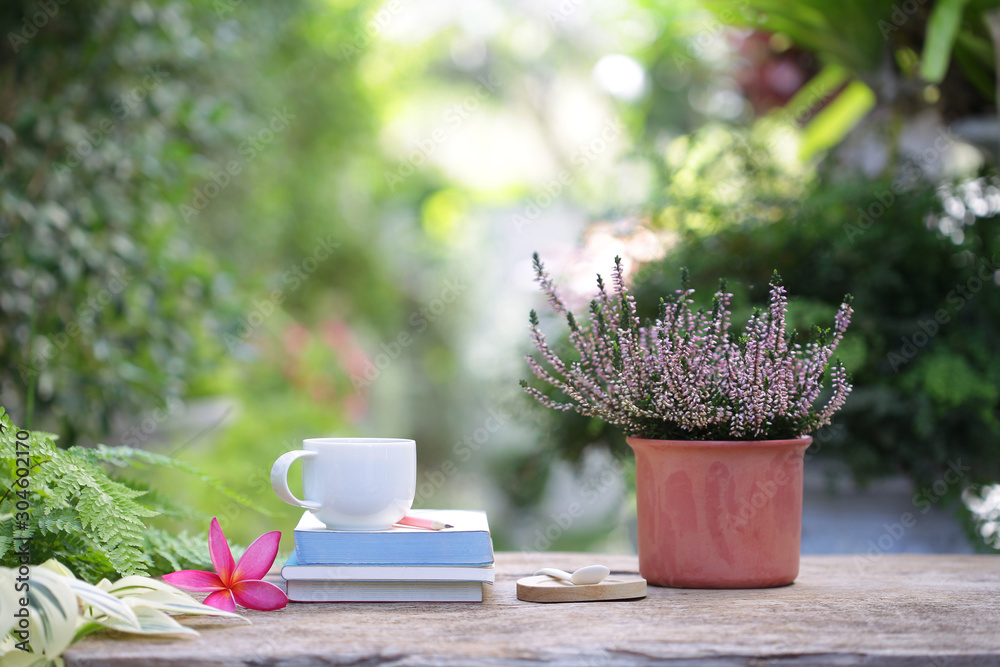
top-left (636, 173), bottom-right (1000, 496)
top-left (523, 124), bottom-right (1000, 548)
top-left (0, 0), bottom-right (252, 441)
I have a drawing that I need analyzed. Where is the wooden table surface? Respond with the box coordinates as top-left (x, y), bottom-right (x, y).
top-left (64, 552), bottom-right (1000, 666)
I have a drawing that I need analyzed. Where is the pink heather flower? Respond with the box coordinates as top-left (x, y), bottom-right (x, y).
top-left (163, 518), bottom-right (287, 612)
top-left (522, 254), bottom-right (854, 441)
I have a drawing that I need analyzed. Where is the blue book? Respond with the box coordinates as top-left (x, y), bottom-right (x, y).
top-left (293, 509), bottom-right (494, 566)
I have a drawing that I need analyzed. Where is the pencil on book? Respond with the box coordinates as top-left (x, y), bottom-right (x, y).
top-left (396, 515), bottom-right (453, 530)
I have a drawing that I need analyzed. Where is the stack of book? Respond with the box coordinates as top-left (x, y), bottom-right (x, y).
top-left (281, 509), bottom-right (494, 602)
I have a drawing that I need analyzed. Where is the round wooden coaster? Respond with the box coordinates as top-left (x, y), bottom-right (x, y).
top-left (516, 574), bottom-right (647, 603)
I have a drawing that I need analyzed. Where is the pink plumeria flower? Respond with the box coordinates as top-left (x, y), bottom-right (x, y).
top-left (163, 517), bottom-right (287, 612)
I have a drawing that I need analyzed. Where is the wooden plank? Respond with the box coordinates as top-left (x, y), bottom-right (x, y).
top-left (63, 553), bottom-right (1000, 666)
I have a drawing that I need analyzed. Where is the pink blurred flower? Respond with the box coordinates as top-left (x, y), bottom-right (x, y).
top-left (283, 323), bottom-right (311, 356)
top-left (163, 518), bottom-right (287, 612)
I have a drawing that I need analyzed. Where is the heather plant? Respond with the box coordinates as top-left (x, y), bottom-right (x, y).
top-left (521, 254), bottom-right (853, 441)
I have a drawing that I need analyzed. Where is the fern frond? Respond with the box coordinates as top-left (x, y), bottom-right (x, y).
top-left (135, 488), bottom-right (209, 522)
top-left (73, 444), bottom-right (269, 516)
top-left (0, 409), bottom-right (259, 583)
top-left (0, 410), bottom-right (157, 581)
top-left (143, 528), bottom-right (212, 575)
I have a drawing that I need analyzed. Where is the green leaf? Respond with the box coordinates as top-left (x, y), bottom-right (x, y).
top-left (70, 621), bottom-right (108, 644)
top-left (799, 81), bottom-right (877, 159)
top-left (702, 0), bottom-right (888, 75)
top-left (0, 413), bottom-right (237, 583)
top-left (21, 568), bottom-right (79, 658)
top-left (0, 569), bottom-right (18, 639)
top-left (0, 651), bottom-right (61, 666)
top-left (97, 575), bottom-right (202, 600)
top-left (0, 565), bottom-right (244, 662)
top-left (35, 561), bottom-right (76, 580)
top-left (143, 529), bottom-right (211, 574)
top-left (952, 31), bottom-right (997, 99)
top-left (64, 580), bottom-right (141, 632)
top-left (779, 64), bottom-right (850, 123)
top-left (921, 0), bottom-right (972, 82)
top-left (120, 590), bottom-right (244, 620)
top-left (97, 608), bottom-right (198, 637)
top-left (73, 445), bottom-right (270, 518)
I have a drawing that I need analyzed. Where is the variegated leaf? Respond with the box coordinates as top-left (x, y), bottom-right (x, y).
top-left (122, 590), bottom-right (243, 620)
top-left (0, 568), bottom-right (19, 639)
top-left (127, 608), bottom-right (198, 637)
top-left (0, 651), bottom-right (62, 666)
top-left (20, 568), bottom-right (78, 658)
top-left (100, 576), bottom-right (198, 602)
top-left (35, 562), bottom-right (75, 581)
top-left (63, 579), bottom-right (140, 632)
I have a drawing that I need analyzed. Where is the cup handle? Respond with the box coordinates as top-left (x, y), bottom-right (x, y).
top-left (270, 450), bottom-right (321, 510)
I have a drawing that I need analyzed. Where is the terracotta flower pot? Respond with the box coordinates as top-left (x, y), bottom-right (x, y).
top-left (626, 436), bottom-right (811, 588)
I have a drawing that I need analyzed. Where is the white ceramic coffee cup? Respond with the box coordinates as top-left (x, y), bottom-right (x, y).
top-left (270, 438), bottom-right (416, 531)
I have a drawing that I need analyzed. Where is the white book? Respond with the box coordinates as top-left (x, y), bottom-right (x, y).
top-left (285, 579), bottom-right (484, 603)
top-left (282, 553), bottom-right (495, 582)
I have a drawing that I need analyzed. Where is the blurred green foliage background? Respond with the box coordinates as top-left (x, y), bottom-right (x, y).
top-left (2, 0), bottom-right (1000, 557)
